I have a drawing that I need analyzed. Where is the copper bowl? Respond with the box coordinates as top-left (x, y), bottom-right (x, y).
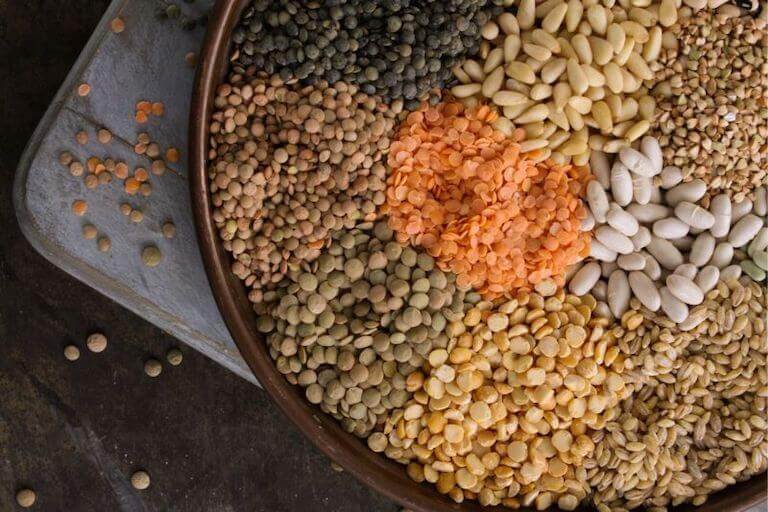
top-left (188, 1), bottom-right (767, 510)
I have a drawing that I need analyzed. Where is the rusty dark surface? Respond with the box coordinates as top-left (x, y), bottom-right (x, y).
top-left (0, 2), bottom-right (397, 510)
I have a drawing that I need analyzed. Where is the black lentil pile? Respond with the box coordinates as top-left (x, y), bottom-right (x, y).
top-left (230, 0), bottom-right (501, 108)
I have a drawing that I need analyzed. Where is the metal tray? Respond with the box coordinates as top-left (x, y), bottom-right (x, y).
top-left (13, 0), bottom-right (256, 384)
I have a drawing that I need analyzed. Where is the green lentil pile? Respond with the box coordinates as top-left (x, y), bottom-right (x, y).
top-left (230, 0), bottom-right (501, 107)
top-left (256, 220), bottom-right (480, 436)
top-left (208, 72), bottom-right (396, 308)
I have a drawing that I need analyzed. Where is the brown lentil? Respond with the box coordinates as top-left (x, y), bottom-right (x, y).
top-left (16, 489), bottom-right (36, 508)
top-left (166, 348), bottom-right (183, 366)
top-left (130, 470), bottom-right (150, 490)
top-left (82, 224), bottom-right (98, 240)
top-left (64, 345), bottom-right (80, 361)
top-left (86, 333), bottom-right (108, 353)
top-left (144, 359), bottom-right (162, 377)
top-left (142, 246), bottom-right (162, 267)
top-left (209, 72), bottom-right (395, 307)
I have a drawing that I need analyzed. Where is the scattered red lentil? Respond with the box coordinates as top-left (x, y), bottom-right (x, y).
top-left (97, 236), bottom-right (111, 252)
top-left (82, 224), bottom-right (98, 239)
top-left (135, 111), bottom-right (148, 124)
top-left (69, 162), bottom-right (85, 177)
top-left (76, 130), bottom-right (89, 144)
top-left (384, 101), bottom-right (592, 298)
top-left (72, 200), bottom-right (88, 217)
top-left (134, 167), bottom-right (149, 182)
top-left (137, 101), bottom-right (152, 113)
top-left (162, 221), bottom-right (176, 239)
top-left (165, 147), bottom-right (179, 163)
top-left (59, 151), bottom-right (73, 166)
top-left (110, 17), bottom-right (125, 33)
top-left (114, 162), bottom-right (129, 179)
top-left (150, 160), bottom-right (166, 176)
top-left (97, 128), bottom-right (112, 144)
top-left (139, 182), bottom-right (152, 197)
top-left (129, 209), bottom-right (144, 223)
top-left (84, 175), bottom-right (98, 189)
top-left (137, 133), bottom-right (151, 145)
top-left (77, 83), bottom-right (91, 96)
top-left (151, 102), bottom-right (164, 116)
top-left (134, 142), bottom-right (147, 154)
top-left (124, 177), bottom-right (140, 195)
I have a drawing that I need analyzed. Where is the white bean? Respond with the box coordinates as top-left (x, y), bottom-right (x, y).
top-left (754, 186), bottom-right (767, 217)
top-left (601, 261), bottom-right (618, 277)
top-left (581, 210), bottom-right (596, 231)
top-left (590, 239), bottom-right (618, 262)
top-left (728, 214), bottom-right (763, 248)
top-left (665, 179), bottom-right (706, 206)
top-left (617, 253), bottom-right (646, 271)
top-left (674, 202), bottom-right (715, 230)
top-left (647, 236), bottom-right (684, 270)
top-left (626, 203), bottom-right (670, 223)
top-left (596, 226), bottom-right (634, 255)
top-left (610, 162), bottom-right (633, 206)
top-left (695, 265), bottom-right (720, 293)
top-left (652, 218), bottom-right (689, 239)
top-left (649, 185), bottom-right (663, 204)
top-left (689, 232), bottom-right (715, 267)
top-left (565, 261), bottom-right (584, 283)
top-left (748, 227), bottom-right (768, 258)
top-left (741, 260), bottom-right (766, 281)
top-left (589, 150), bottom-right (611, 189)
top-left (709, 242), bottom-right (734, 269)
top-left (640, 136), bottom-right (662, 175)
top-left (606, 205), bottom-right (639, 236)
top-left (631, 174), bottom-right (652, 205)
top-left (731, 198), bottom-right (753, 224)
top-left (629, 271), bottom-right (660, 311)
top-left (592, 280), bottom-right (608, 301)
top-left (631, 226), bottom-right (651, 251)
top-left (679, 311), bottom-right (707, 332)
top-left (607, 270), bottom-right (631, 317)
top-left (752, 251), bottom-right (768, 271)
top-left (619, 147), bottom-right (657, 177)
top-left (641, 252), bottom-right (662, 280)
top-left (569, 262), bottom-right (602, 295)
top-left (660, 166), bottom-right (682, 189)
top-left (720, 264), bottom-right (742, 281)
top-left (594, 301), bottom-right (612, 319)
top-left (670, 235), bottom-right (694, 252)
top-left (709, 194), bottom-right (732, 238)
top-left (586, 180), bottom-right (610, 223)
top-left (666, 275), bottom-right (703, 305)
top-left (674, 263), bottom-right (697, 280)
top-left (659, 287), bottom-right (689, 323)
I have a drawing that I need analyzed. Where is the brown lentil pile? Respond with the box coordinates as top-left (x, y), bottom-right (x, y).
top-left (651, 7), bottom-right (768, 203)
top-left (209, 72), bottom-right (396, 310)
top-left (586, 277), bottom-right (767, 511)
top-left (256, 220), bottom-right (478, 437)
top-left (370, 288), bottom-right (631, 509)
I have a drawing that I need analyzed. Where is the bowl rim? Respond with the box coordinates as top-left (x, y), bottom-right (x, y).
top-left (187, 1), bottom-right (767, 511)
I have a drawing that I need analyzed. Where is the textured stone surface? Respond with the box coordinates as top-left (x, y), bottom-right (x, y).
top-left (0, 1), bottom-right (396, 510)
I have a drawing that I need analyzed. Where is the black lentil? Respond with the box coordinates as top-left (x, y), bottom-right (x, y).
top-left (231, 0), bottom-right (502, 107)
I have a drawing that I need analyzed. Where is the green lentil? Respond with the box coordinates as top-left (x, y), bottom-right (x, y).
top-left (261, 221), bottom-right (471, 437)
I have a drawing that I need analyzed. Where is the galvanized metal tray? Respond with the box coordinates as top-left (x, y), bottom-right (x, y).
top-left (13, 0), bottom-right (256, 384)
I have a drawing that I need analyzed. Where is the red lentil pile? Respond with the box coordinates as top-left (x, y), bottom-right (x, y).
top-left (384, 101), bottom-right (592, 298)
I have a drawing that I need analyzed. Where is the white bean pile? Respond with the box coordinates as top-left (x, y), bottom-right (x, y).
top-left (568, 135), bottom-right (767, 325)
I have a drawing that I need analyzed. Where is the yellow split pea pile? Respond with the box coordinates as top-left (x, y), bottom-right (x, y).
top-left (209, 1), bottom-right (767, 510)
